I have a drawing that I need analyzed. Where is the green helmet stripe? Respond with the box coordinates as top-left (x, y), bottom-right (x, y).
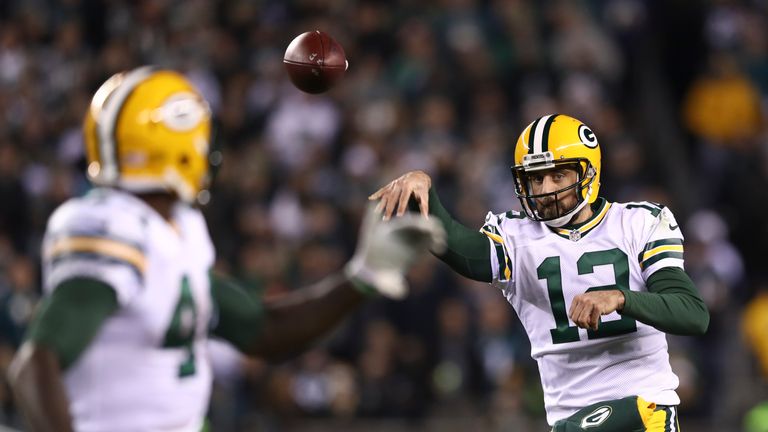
top-left (527, 117), bottom-right (541, 154)
top-left (540, 114), bottom-right (559, 153)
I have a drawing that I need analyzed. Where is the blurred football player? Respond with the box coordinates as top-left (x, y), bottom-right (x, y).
top-left (8, 66), bottom-right (445, 432)
top-left (371, 114), bottom-right (709, 431)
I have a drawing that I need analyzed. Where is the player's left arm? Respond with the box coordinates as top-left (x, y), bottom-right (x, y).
top-left (620, 267), bottom-right (709, 335)
top-left (569, 206), bottom-right (709, 335)
top-left (569, 267), bottom-right (709, 335)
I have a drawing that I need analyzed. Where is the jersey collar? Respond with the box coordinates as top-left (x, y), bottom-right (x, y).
top-left (548, 197), bottom-right (611, 241)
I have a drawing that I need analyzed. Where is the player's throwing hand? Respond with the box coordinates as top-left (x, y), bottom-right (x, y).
top-left (369, 170), bottom-right (432, 220)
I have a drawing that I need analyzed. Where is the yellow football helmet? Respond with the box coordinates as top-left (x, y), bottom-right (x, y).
top-left (511, 114), bottom-right (601, 227)
top-left (83, 66), bottom-right (212, 203)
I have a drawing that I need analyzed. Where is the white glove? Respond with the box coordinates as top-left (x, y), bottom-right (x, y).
top-left (345, 204), bottom-right (447, 299)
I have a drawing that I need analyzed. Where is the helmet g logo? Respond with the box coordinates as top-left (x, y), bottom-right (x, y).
top-left (580, 406), bottom-right (612, 429)
top-left (154, 92), bottom-right (209, 132)
top-left (579, 125), bottom-right (598, 148)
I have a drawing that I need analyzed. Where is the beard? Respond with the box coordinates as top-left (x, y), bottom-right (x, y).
top-left (536, 194), bottom-right (577, 219)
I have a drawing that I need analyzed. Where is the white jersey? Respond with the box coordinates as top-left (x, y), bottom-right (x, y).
top-left (481, 198), bottom-right (684, 425)
top-left (42, 188), bottom-right (216, 432)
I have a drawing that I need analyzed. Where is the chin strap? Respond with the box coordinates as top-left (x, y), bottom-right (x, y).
top-left (543, 199), bottom-right (588, 227)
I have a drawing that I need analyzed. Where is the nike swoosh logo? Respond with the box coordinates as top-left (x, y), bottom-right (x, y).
top-left (669, 223), bottom-right (679, 230)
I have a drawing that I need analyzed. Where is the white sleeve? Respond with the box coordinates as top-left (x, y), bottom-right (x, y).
top-left (42, 200), bottom-right (145, 306)
top-left (480, 211), bottom-right (513, 284)
top-left (637, 205), bottom-right (685, 280)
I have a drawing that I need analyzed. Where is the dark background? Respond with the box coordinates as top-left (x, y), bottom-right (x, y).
top-left (0, 1), bottom-right (766, 431)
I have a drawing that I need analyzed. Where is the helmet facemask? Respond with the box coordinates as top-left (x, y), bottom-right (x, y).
top-left (512, 155), bottom-right (597, 227)
top-left (511, 114), bottom-right (602, 227)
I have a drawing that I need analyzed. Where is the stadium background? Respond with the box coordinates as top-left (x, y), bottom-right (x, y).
top-left (0, 0), bottom-right (766, 431)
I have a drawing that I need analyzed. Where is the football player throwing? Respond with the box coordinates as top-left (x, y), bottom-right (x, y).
top-left (371, 114), bottom-right (709, 431)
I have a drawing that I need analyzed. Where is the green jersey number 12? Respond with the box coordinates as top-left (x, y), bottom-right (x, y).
top-left (537, 248), bottom-right (637, 344)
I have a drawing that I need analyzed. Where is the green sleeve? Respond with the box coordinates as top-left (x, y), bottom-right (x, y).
top-left (620, 267), bottom-right (709, 335)
top-left (209, 272), bottom-right (264, 352)
top-left (27, 278), bottom-right (118, 370)
top-left (418, 187), bottom-right (493, 282)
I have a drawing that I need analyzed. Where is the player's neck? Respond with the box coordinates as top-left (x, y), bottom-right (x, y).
top-left (567, 204), bottom-right (595, 226)
top-left (136, 192), bottom-right (177, 221)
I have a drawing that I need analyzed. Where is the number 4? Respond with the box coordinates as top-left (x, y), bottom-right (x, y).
top-left (537, 249), bottom-right (637, 344)
top-left (162, 276), bottom-right (198, 377)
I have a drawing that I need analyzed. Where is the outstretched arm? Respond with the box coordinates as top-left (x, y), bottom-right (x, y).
top-left (423, 188), bottom-right (493, 282)
top-left (370, 170), bottom-right (493, 282)
top-left (211, 272), bottom-right (364, 361)
top-left (213, 205), bottom-right (446, 361)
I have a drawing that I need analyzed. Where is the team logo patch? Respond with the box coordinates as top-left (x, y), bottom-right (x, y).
top-left (578, 125), bottom-right (598, 148)
top-left (156, 92), bottom-right (208, 131)
top-left (580, 405), bottom-right (612, 429)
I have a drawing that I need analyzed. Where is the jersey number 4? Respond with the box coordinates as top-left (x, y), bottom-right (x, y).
top-left (162, 276), bottom-right (198, 377)
top-left (537, 248), bottom-right (637, 344)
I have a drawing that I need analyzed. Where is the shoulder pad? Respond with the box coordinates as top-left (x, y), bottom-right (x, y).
top-left (622, 201), bottom-right (666, 218)
top-left (46, 191), bottom-right (147, 248)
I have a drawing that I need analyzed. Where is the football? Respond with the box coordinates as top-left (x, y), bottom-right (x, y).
top-left (283, 31), bottom-right (347, 94)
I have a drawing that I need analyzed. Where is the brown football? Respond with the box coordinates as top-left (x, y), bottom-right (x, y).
top-left (283, 31), bottom-right (347, 94)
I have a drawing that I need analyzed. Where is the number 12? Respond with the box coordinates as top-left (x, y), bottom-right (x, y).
top-left (537, 248), bottom-right (637, 344)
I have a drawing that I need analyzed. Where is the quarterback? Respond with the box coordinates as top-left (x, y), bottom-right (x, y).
top-left (8, 67), bottom-right (445, 432)
top-left (371, 114), bottom-right (709, 431)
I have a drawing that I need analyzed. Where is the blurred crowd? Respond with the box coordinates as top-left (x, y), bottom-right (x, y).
top-left (0, 0), bottom-right (766, 431)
